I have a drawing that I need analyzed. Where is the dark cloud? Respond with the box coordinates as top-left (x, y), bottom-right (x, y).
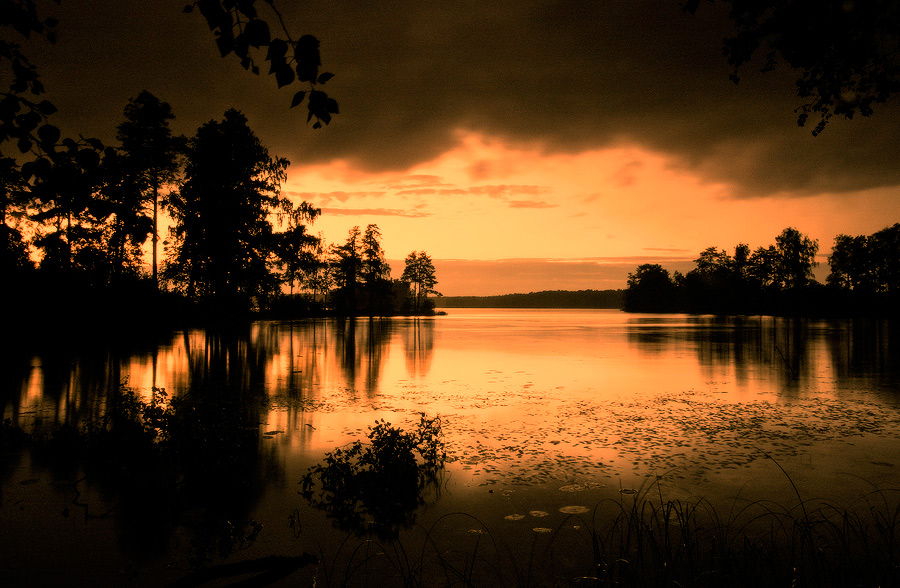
top-left (24, 0), bottom-right (900, 198)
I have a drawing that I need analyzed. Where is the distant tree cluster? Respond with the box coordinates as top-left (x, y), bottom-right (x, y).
top-left (626, 225), bottom-right (900, 316)
top-left (309, 227), bottom-right (440, 316)
top-left (438, 290), bottom-right (624, 309)
top-left (827, 224), bottom-right (900, 294)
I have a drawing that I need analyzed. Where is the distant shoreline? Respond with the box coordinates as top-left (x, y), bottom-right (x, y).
top-left (434, 289), bottom-right (624, 309)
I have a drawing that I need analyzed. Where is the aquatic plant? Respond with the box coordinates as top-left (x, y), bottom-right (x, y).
top-left (298, 472), bottom-right (900, 588)
top-left (299, 414), bottom-right (446, 539)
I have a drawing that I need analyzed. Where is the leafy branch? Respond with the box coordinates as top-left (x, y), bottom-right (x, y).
top-left (185, 0), bottom-right (339, 129)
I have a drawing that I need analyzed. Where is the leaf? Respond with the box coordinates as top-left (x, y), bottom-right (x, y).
top-left (296, 61), bottom-right (319, 83)
top-left (215, 34), bottom-right (234, 58)
top-left (266, 38), bottom-right (288, 62)
top-left (275, 65), bottom-right (295, 88)
top-left (236, 0), bottom-right (257, 19)
top-left (291, 91), bottom-right (307, 108)
top-left (37, 124), bottom-right (60, 145)
top-left (17, 136), bottom-right (32, 153)
top-left (183, 4), bottom-right (194, 13)
top-left (244, 19), bottom-right (270, 48)
top-left (37, 100), bottom-right (57, 115)
top-left (87, 138), bottom-right (104, 151)
top-left (317, 72), bottom-right (334, 84)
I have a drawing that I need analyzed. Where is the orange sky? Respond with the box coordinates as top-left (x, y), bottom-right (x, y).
top-left (29, 2), bottom-right (900, 297)
top-left (283, 131), bottom-right (900, 295)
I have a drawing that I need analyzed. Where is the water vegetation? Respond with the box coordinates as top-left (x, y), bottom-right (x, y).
top-left (299, 415), bottom-right (447, 540)
top-left (295, 474), bottom-right (900, 587)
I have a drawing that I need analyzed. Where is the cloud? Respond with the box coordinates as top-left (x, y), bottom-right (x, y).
top-left (321, 207), bottom-right (430, 218)
top-left (508, 200), bottom-right (557, 209)
top-left (35, 1), bottom-right (900, 200)
top-left (286, 191), bottom-right (386, 204)
top-left (644, 247), bottom-right (693, 253)
top-left (394, 184), bottom-right (551, 200)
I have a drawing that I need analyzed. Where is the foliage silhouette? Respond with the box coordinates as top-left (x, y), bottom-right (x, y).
top-left (184, 0), bottom-right (338, 128)
top-left (688, 0), bottom-right (900, 135)
top-left (300, 414), bottom-right (446, 540)
top-left (623, 226), bottom-right (850, 316)
top-left (401, 250), bottom-right (440, 313)
top-left (163, 109), bottom-right (299, 311)
top-left (115, 91), bottom-right (184, 287)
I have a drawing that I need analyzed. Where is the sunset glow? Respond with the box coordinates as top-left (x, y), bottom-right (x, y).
top-left (283, 131), bottom-right (900, 294)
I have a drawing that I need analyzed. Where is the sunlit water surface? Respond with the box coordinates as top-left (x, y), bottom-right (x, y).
top-left (4, 309), bottom-right (900, 585)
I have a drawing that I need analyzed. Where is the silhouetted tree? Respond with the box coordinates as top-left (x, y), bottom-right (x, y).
top-left (116, 91), bottom-right (183, 287)
top-left (828, 234), bottom-right (874, 291)
top-left (28, 142), bottom-right (108, 280)
top-left (95, 147), bottom-right (153, 281)
top-left (304, 232), bottom-right (332, 304)
top-left (329, 226), bottom-right (362, 313)
top-left (774, 227), bottom-right (818, 289)
top-left (361, 224), bottom-right (392, 314)
top-left (688, 0), bottom-right (900, 135)
top-left (624, 263), bottom-right (678, 312)
top-left (829, 223), bottom-right (900, 295)
top-left (0, 156), bottom-right (31, 272)
top-left (164, 109), bottom-right (288, 310)
top-left (401, 251), bottom-right (439, 313)
top-left (273, 200), bottom-right (320, 295)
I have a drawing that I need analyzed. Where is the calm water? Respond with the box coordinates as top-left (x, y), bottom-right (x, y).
top-left (4, 309), bottom-right (900, 585)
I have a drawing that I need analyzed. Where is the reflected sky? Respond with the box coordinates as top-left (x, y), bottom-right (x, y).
top-left (5, 310), bottom-right (900, 497)
top-left (6, 309), bottom-right (900, 588)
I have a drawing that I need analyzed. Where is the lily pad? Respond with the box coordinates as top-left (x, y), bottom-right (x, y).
top-left (558, 484), bottom-right (583, 493)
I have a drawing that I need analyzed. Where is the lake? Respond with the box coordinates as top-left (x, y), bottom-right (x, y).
top-left (3, 309), bottom-right (900, 586)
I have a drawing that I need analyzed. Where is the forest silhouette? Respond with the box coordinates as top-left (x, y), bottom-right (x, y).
top-left (3, 91), bottom-right (440, 326)
top-left (625, 225), bottom-right (900, 316)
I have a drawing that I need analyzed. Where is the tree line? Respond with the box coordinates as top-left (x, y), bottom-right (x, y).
top-left (625, 225), bottom-right (900, 316)
top-left (2, 91), bottom-right (439, 323)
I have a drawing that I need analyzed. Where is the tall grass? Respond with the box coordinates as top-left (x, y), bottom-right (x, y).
top-left (303, 474), bottom-right (900, 587)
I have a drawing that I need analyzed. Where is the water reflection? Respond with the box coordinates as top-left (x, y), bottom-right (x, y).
top-left (625, 314), bottom-right (900, 398)
top-left (6, 313), bottom-right (900, 431)
top-left (1, 318), bottom-right (439, 428)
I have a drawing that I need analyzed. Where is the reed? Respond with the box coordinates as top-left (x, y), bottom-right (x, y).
top-left (303, 472), bottom-right (900, 587)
